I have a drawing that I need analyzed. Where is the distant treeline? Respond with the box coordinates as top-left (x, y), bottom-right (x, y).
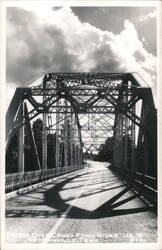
top-left (94, 136), bottom-right (114, 162)
top-left (6, 118), bottom-right (82, 173)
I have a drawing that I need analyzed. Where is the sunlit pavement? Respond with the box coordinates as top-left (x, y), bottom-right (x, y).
top-left (6, 161), bottom-right (157, 243)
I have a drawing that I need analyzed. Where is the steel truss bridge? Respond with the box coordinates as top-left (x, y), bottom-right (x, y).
top-left (5, 72), bottom-right (157, 205)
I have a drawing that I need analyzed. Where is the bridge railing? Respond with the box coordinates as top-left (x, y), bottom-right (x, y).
top-left (109, 166), bottom-right (157, 206)
top-left (5, 165), bottom-right (83, 193)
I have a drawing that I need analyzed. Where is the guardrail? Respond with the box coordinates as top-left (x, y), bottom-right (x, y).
top-left (6, 165), bottom-right (83, 193)
top-left (109, 166), bottom-right (157, 206)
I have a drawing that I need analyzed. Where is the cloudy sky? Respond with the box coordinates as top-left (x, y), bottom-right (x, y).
top-left (6, 5), bottom-right (157, 107)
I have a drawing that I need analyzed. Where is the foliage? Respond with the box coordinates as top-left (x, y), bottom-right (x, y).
top-left (94, 136), bottom-right (114, 162)
top-left (32, 118), bottom-right (43, 166)
top-left (6, 133), bottom-right (19, 173)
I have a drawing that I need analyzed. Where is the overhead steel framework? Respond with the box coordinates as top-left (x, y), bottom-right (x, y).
top-left (6, 72), bottom-right (157, 198)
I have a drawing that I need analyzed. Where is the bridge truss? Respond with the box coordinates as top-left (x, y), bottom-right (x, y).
top-left (6, 73), bottom-right (157, 201)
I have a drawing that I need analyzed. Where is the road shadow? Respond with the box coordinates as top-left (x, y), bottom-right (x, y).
top-left (44, 177), bottom-right (155, 219)
top-left (6, 169), bottom-right (156, 219)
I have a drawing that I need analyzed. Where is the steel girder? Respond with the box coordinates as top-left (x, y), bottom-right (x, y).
top-left (6, 73), bottom-right (142, 138)
top-left (6, 72), bottom-right (156, 175)
top-left (136, 88), bottom-right (157, 176)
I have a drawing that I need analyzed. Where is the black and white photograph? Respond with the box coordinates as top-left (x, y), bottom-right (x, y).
top-left (0, 0), bottom-right (161, 249)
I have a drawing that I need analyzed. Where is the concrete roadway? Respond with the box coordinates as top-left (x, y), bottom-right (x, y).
top-left (5, 161), bottom-right (157, 243)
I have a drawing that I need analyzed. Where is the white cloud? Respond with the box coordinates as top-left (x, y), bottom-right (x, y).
top-left (115, 20), bottom-right (143, 54)
top-left (139, 9), bottom-right (157, 22)
top-left (6, 6), bottom-right (156, 107)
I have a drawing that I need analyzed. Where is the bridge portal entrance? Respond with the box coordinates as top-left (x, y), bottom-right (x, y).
top-left (6, 73), bottom-right (157, 202)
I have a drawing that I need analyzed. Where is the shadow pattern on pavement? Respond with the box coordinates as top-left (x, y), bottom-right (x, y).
top-left (6, 169), bottom-right (155, 219)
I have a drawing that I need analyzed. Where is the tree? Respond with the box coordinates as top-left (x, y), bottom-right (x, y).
top-left (96, 136), bottom-right (114, 162)
top-left (32, 118), bottom-right (43, 166)
top-left (32, 118), bottom-right (57, 169)
top-left (47, 133), bottom-right (56, 168)
top-left (6, 132), bottom-right (19, 173)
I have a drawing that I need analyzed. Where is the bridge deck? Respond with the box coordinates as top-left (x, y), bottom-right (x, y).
top-left (6, 161), bottom-right (157, 243)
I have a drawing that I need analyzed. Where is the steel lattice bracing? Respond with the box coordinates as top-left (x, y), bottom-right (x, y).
top-left (6, 72), bottom-right (157, 195)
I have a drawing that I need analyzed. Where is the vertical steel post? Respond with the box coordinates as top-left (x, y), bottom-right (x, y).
top-left (42, 76), bottom-right (47, 170)
top-left (64, 99), bottom-right (68, 171)
top-left (113, 114), bottom-right (118, 169)
top-left (131, 105), bottom-right (136, 172)
top-left (77, 115), bottom-right (83, 169)
top-left (70, 112), bottom-right (74, 170)
top-left (18, 102), bottom-right (24, 173)
top-left (143, 133), bottom-right (149, 175)
top-left (123, 91), bottom-right (128, 170)
top-left (119, 113), bottom-right (124, 168)
top-left (116, 115), bottom-right (120, 169)
top-left (55, 101), bottom-right (60, 170)
top-left (74, 116), bottom-right (77, 169)
top-left (77, 145), bottom-right (80, 169)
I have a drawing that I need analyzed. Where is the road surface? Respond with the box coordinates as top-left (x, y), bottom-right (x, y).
top-left (6, 161), bottom-right (157, 243)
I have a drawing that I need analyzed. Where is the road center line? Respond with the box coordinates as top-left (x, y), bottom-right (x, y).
top-left (43, 170), bottom-right (94, 243)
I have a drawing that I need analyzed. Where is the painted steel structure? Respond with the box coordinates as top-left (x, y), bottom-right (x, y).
top-left (6, 73), bottom-right (157, 202)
